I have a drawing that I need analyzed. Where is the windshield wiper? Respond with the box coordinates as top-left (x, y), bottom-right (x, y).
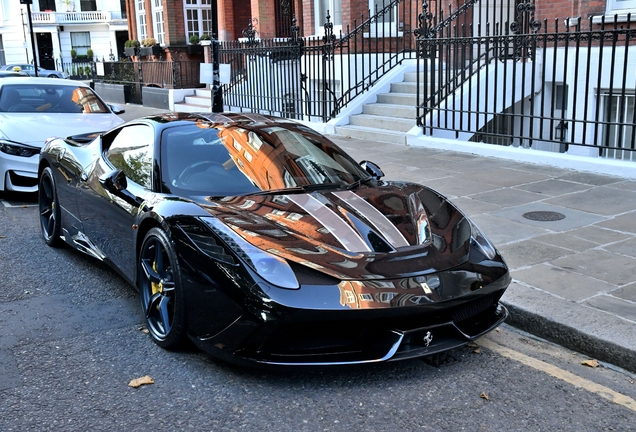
top-left (346, 176), bottom-right (374, 190)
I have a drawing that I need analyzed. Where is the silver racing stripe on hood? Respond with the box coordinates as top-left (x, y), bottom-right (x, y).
top-left (332, 190), bottom-right (410, 248)
top-left (286, 194), bottom-right (372, 253)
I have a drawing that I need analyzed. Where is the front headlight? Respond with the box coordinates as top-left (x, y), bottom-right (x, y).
top-left (468, 218), bottom-right (497, 260)
top-left (0, 140), bottom-right (40, 157)
top-left (200, 217), bottom-right (300, 289)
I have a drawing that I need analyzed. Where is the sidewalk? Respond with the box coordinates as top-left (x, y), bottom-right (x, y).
top-left (329, 135), bottom-right (636, 373)
top-left (116, 105), bottom-right (636, 372)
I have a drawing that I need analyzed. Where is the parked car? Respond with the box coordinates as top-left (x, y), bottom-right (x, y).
top-left (0, 70), bottom-right (29, 78)
top-left (0, 77), bottom-right (125, 192)
top-left (0, 64), bottom-right (69, 79)
top-left (38, 112), bottom-right (510, 367)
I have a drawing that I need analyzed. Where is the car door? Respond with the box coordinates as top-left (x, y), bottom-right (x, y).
top-left (79, 124), bottom-right (155, 281)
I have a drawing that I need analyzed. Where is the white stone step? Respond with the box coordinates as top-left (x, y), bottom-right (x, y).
top-left (362, 103), bottom-right (416, 119)
top-left (390, 81), bottom-right (429, 94)
top-left (376, 92), bottom-right (418, 106)
top-left (173, 103), bottom-right (211, 113)
top-left (335, 125), bottom-right (406, 144)
top-left (184, 95), bottom-right (211, 106)
top-left (349, 114), bottom-right (415, 132)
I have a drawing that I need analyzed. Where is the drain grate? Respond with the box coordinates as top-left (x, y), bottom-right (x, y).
top-left (522, 211), bottom-right (566, 222)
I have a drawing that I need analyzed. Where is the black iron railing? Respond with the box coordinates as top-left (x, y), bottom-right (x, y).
top-left (220, 0), bottom-right (422, 121)
top-left (416, 1), bottom-right (636, 160)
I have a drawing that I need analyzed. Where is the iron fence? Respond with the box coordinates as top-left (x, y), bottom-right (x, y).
top-left (220, 0), bottom-right (422, 121)
top-left (415, 1), bottom-right (636, 160)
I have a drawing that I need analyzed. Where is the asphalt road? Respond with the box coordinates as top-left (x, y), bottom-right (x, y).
top-left (1, 193), bottom-right (636, 431)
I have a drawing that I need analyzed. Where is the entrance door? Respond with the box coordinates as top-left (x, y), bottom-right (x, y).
top-left (36, 33), bottom-right (55, 70)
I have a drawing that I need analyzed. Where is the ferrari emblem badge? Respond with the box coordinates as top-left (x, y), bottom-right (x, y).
top-left (422, 331), bottom-right (433, 347)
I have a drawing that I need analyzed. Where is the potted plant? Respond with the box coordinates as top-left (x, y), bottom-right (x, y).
top-left (70, 49), bottom-right (77, 60)
top-left (87, 48), bottom-right (94, 60)
top-left (140, 38), bottom-right (162, 57)
top-left (199, 33), bottom-right (212, 46)
top-left (187, 34), bottom-right (203, 55)
top-left (124, 39), bottom-right (140, 57)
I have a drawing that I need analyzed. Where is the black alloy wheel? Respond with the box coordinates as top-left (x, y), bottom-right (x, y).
top-left (39, 167), bottom-right (62, 247)
top-left (139, 228), bottom-right (187, 349)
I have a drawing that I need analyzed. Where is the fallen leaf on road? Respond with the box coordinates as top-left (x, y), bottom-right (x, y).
top-left (581, 359), bottom-right (600, 368)
top-left (629, 379), bottom-right (634, 384)
top-left (480, 392), bottom-right (489, 401)
top-left (467, 342), bottom-right (479, 349)
top-left (473, 348), bottom-right (481, 354)
top-left (128, 375), bottom-right (154, 388)
top-left (0, 235), bottom-right (5, 239)
top-left (137, 326), bottom-right (149, 334)
top-left (495, 328), bottom-right (501, 332)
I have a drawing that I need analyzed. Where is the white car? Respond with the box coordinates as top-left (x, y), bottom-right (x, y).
top-left (0, 77), bottom-right (125, 192)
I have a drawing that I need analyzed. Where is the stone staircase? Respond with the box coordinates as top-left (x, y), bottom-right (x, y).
top-left (335, 72), bottom-right (425, 144)
top-left (174, 88), bottom-right (213, 113)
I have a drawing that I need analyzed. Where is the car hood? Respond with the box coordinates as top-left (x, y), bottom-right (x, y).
top-left (201, 181), bottom-right (472, 280)
top-left (0, 112), bottom-right (123, 147)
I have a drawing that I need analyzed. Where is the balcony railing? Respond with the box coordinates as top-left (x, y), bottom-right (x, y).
top-left (31, 11), bottom-right (126, 25)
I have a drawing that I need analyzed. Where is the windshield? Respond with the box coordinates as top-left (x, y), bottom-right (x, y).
top-left (160, 122), bottom-right (369, 196)
top-left (0, 84), bottom-right (110, 114)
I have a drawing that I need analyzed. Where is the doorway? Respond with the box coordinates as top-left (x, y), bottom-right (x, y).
top-left (36, 33), bottom-right (55, 70)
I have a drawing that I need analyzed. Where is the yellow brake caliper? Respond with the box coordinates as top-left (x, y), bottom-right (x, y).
top-left (151, 261), bottom-right (163, 296)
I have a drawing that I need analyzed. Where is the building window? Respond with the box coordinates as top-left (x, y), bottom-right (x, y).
top-left (606, 0), bottom-right (636, 13)
top-left (136, 0), bottom-right (147, 41)
top-left (314, 0), bottom-right (342, 35)
top-left (80, 0), bottom-right (97, 11)
top-left (0, 36), bottom-right (5, 66)
top-left (359, 293), bottom-right (373, 302)
top-left (602, 92), bottom-right (635, 161)
top-left (184, 0), bottom-right (212, 39)
top-left (38, 0), bottom-right (56, 11)
top-left (152, 0), bottom-right (165, 45)
top-left (70, 32), bottom-right (91, 56)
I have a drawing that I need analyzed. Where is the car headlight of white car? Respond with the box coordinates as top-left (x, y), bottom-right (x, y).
top-left (0, 139), bottom-right (40, 157)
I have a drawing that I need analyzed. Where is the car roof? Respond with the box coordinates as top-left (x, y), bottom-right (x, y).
top-left (0, 77), bottom-right (87, 87)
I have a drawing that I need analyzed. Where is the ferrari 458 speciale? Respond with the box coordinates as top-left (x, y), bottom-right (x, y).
top-left (38, 112), bottom-right (510, 366)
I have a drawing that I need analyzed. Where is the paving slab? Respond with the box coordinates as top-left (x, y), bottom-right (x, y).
top-left (512, 264), bottom-right (616, 301)
top-left (561, 225), bottom-right (635, 245)
top-left (469, 214), bottom-right (550, 245)
top-left (513, 179), bottom-right (592, 197)
top-left (469, 188), bottom-right (546, 207)
top-left (531, 232), bottom-right (599, 253)
top-left (609, 283), bottom-right (636, 302)
top-left (603, 239), bottom-right (636, 259)
top-left (498, 241), bottom-right (574, 271)
top-left (583, 295), bottom-right (636, 322)
top-left (551, 249), bottom-right (636, 286)
top-left (556, 171), bottom-right (624, 186)
top-left (595, 212), bottom-right (636, 234)
top-left (544, 187), bottom-right (636, 215)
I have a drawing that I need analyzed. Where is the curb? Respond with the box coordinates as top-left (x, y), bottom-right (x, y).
top-left (501, 282), bottom-right (636, 374)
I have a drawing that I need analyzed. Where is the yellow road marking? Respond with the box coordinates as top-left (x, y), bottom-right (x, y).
top-left (479, 338), bottom-right (636, 413)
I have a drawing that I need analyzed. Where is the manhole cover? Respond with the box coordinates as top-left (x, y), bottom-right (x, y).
top-left (522, 211), bottom-right (566, 222)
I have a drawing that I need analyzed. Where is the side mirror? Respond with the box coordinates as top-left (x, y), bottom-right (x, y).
top-left (99, 169), bottom-right (128, 192)
top-left (109, 104), bottom-right (126, 115)
top-left (360, 160), bottom-right (384, 179)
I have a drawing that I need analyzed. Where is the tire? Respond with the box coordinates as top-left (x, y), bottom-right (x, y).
top-left (47, 74), bottom-right (59, 78)
top-left (38, 167), bottom-right (63, 247)
top-left (138, 227), bottom-right (187, 349)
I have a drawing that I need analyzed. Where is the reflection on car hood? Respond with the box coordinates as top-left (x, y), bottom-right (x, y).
top-left (0, 112), bottom-right (123, 147)
top-left (202, 181), bottom-right (472, 280)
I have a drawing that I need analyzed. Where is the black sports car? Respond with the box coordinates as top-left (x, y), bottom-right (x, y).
top-left (38, 112), bottom-right (510, 366)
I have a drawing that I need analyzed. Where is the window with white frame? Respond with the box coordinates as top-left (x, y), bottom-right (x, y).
top-left (136, 0), bottom-right (147, 41)
top-left (314, 0), bottom-right (342, 35)
top-left (152, 0), bottom-right (165, 45)
top-left (602, 92), bottom-right (635, 161)
top-left (368, 0), bottom-right (400, 36)
top-left (184, 0), bottom-right (213, 39)
top-left (606, 0), bottom-right (636, 13)
top-left (70, 32), bottom-right (91, 56)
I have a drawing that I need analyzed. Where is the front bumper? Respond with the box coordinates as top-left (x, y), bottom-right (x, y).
top-left (0, 154), bottom-right (38, 192)
top-left (191, 267), bottom-right (511, 366)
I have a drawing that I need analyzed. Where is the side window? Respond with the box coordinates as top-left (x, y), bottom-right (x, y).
top-left (106, 125), bottom-right (154, 189)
